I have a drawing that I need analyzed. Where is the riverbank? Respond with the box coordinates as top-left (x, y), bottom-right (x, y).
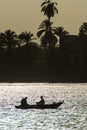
top-left (0, 64), bottom-right (87, 83)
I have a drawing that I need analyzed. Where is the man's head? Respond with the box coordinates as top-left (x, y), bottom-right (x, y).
top-left (40, 96), bottom-right (43, 99)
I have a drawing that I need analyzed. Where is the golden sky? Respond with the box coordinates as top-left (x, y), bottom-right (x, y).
top-left (0, 0), bottom-right (87, 35)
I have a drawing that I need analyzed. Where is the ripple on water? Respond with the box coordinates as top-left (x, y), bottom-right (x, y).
top-left (0, 83), bottom-right (87, 130)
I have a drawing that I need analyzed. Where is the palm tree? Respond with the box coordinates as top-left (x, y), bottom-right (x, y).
top-left (54, 27), bottom-right (69, 37)
top-left (1, 30), bottom-right (18, 72)
top-left (1, 30), bottom-right (18, 52)
top-left (54, 26), bottom-right (69, 46)
top-left (37, 19), bottom-right (58, 48)
top-left (0, 33), bottom-right (5, 49)
top-left (18, 31), bottom-right (36, 46)
top-left (41, 0), bottom-right (58, 21)
top-left (79, 22), bottom-right (87, 36)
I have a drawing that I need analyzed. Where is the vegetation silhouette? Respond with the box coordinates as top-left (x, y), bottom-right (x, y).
top-left (18, 31), bottom-right (36, 46)
top-left (41, 0), bottom-right (58, 21)
top-left (54, 26), bottom-right (69, 46)
top-left (37, 19), bottom-right (58, 48)
top-left (0, 0), bottom-right (87, 82)
top-left (1, 30), bottom-right (18, 53)
top-left (79, 22), bottom-right (87, 36)
top-left (38, 0), bottom-right (58, 48)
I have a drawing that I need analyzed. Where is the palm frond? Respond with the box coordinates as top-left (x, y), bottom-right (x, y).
top-left (37, 30), bottom-right (45, 38)
top-left (54, 7), bottom-right (58, 14)
top-left (41, 6), bottom-right (46, 12)
top-left (41, 2), bottom-right (48, 7)
top-left (54, 2), bottom-right (57, 5)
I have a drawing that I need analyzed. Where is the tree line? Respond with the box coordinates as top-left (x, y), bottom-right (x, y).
top-left (0, 0), bottom-right (87, 71)
top-left (0, 0), bottom-right (87, 82)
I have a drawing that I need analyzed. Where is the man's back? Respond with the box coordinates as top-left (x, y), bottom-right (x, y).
top-left (37, 96), bottom-right (45, 105)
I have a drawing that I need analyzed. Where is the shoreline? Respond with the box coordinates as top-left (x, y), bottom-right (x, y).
top-left (0, 64), bottom-right (87, 83)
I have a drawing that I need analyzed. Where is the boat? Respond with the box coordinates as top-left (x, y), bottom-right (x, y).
top-left (15, 101), bottom-right (64, 109)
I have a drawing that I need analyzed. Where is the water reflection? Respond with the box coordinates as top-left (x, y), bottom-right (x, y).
top-left (0, 83), bottom-right (87, 130)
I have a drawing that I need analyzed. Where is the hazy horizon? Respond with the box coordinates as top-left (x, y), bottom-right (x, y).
top-left (0, 0), bottom-right (87, 35)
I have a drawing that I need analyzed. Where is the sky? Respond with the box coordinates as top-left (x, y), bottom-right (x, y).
top-left (0, 0), bottom-right (87, 35)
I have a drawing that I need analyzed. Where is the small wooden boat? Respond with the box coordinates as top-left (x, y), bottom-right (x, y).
top-left (15, 101), bottom-right (64, 109)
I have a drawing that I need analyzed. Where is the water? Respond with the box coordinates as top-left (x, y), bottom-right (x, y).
top-left (0, 83), bottom-right (87, 130)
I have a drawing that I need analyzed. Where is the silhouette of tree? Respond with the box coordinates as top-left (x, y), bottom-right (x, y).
top-left (0, 33), bottom-right (5, 49)
top-left (38, 0), bottom-right (58, 48)
top-left (1, 30), bottom-right (18, 52)
top-left (41, 0), bottom-right (58, 21)
top-left (37, 19), bottom-right (58, 48)
top-left (54, 27), bottom-right (69, 37)
top-left (18, 31), bottom-right (36, 46)
top-left (18, 31), bottom-right (38, 64)
top-left (79, 22), bottom-right (87, 36)
top-left (54, 26), bottom-right (69, 45)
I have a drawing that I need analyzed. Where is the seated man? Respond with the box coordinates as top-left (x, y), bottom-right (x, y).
top-left (36, 96), bottom-right (45, 106)
top-left (21, 97), bottom-right (28, 106)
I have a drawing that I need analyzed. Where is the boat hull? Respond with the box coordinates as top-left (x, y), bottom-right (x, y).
top-left (15, 101), bottom-right (64, 109)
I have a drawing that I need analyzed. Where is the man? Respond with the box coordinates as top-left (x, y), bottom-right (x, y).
top-left (36, 96), bottom-right (45, 106)
top-left (21, 97), bottom-right (28, 106)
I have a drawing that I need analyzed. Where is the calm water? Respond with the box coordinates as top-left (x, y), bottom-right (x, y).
top-left (0, 83), bottom-right (87, 130)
